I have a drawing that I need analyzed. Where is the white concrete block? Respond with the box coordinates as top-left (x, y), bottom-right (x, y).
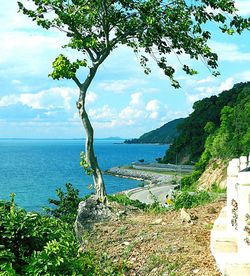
top-left (237, 171), bottom-right (250, 257)
top-left (240, 156), bottom-right (248, 171)
top-left (227, 159), bottom-right (240, 232)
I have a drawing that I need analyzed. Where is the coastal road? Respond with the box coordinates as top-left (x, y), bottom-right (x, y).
top-left (128, 185), bottom-right (174, 205)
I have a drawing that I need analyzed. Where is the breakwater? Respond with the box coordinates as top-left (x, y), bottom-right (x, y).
top-left (105, 167), bottom-right (172, 185)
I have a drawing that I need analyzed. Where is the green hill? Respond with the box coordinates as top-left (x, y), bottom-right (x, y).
top-left (124, 118), bottom-right (185, 144)
top-left (162, 81), bottom-right (250, 165)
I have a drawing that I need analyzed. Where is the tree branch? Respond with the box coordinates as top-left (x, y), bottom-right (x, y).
top-left (72, 75), bottom-right (82, 89)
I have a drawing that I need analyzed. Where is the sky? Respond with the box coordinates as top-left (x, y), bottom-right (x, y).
top-left (0, 1), bottom-right (250, 139)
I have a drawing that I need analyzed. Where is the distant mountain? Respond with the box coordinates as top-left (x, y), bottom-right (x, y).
top-left (100, 137), bottom-right (124, 140)
top-left (124, 118), bottom-right (185, 144)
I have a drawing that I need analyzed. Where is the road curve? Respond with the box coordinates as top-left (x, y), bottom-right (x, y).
top-left (128, 184), bottom-right (174, 205)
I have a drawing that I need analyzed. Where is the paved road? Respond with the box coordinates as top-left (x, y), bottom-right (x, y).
top-left (129, 185), bottom-right (174, 205)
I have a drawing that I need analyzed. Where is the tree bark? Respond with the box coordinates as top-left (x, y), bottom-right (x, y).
top-left (74, 53), bottom-right (111, 201)
top-left (77, 96), bottom-right (106, 200)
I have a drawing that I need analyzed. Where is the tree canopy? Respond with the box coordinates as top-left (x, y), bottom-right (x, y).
top-left (18, 0), bottom-right (250, 88)
top-left (18, 0), bottom-right (250, 199)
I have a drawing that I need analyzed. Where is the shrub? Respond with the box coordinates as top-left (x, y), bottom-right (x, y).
top-left (0, 194), bottom-right (100, 275)
top-left (108, 194), bottom-right (147, 210)
top-left (173, 191), bottom-right (213, 210)
top-left (44, 183), bottom-right (90, 224)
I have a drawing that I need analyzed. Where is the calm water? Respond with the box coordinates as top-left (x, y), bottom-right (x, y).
top-left (0, 139), bottom-right (168, 211)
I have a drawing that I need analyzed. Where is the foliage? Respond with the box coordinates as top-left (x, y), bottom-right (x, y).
top-left (80, 151), bottom-right (93, 176)
top-left (210, 183), bottom-right (226, 194)
top-left (125, 118), bottom-right (184, 144)
top-left (173, 191), bottom-right (213, 210)
top-left (108, 194), bottom-right (148, 210)
top-left (163, 81), bottom-right (250, 168)
top-left (18, 0), bottom-right (250, 198)
top-left (108, 193), bottom-right (167, 213)
top-left (0, 194), bottom-right (100, 275)
top-left (17, 0), bottom-right (250, 86)
top-left (208, 87), bottom-right (250, 159)
top-left (44, 183), bottom-right (89, 224)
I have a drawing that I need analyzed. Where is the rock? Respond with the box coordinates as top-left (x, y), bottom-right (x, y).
top-left (74, 196), bottom-right (114, 243)
top-left (193, 268), bottom-right (200, 274)
top-left (116, 210), bottom-right (127, 220)
top-left (180, 208), bottom-right (192, 223)
top-left (207, 206), bottom-right (217, 214)
top-left (151, 218), bottom-right (163, 225)
top-left (123, 241), bottom-right (130, 246)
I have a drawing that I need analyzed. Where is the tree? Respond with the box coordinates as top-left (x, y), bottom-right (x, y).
top-left (18, 0), bottom-right (250, 200)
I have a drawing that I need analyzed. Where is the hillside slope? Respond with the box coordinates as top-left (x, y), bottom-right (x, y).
top-left (163, 81), bottom-right (250, 165)
top-left (124, 118), bottom-right (184, 144)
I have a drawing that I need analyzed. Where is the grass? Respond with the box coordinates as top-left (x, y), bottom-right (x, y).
top-left (146, 254), bottom-right (179, 275)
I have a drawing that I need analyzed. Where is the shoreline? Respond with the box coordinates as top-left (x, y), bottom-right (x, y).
top-left (105, 166), bottom-right (176, 204)
top-left (105, 166), bottom-right (173, 185)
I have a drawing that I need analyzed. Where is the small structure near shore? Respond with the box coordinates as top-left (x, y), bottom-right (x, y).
top-left (211, 154), bottom-right (250, 275)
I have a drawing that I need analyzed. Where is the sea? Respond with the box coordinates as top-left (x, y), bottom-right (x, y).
top-left (0, 139), bottom-right (168, 211)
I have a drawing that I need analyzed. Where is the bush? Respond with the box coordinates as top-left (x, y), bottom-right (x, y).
top-left (180, 170), bottom-right (202, 189)
top-left (173, 191), bottom-right (213, 210)
top-left (44, 183), bottom-right (90, 224)
top-left (108, 194), bottom-right (147, 210)
top-left (0, 194), bottom-right (100, 275)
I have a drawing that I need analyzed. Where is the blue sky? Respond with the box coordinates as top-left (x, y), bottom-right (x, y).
top-left (0, 1), bottom-right (250, 139)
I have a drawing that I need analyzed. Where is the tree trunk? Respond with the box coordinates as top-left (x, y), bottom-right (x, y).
top-left (77, 98), bottom-right (106, 200)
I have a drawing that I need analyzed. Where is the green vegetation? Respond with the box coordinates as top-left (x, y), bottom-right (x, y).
top-left (18, 0), bottom-right (250, 200)
top-left (108, 194), bottom-right (166, 213)
top-left (124, 118), bottom-right (184, 144)
top-left (0, 179), bottom-right (226, 274)
top-left (0, 192), bottom-right (135, 275)
top-left (0, 194), bottom-right (100, 275)
top-left (108, 194), bottom-right (148, 210)
top-left (163, 82), bottom-right (250, 166)
top-left (161, 81), bottom-right (250, 188)
top-left (173, 191), bottom-right (214, 210)
top-left (44, 183), bottom-right (89, 224)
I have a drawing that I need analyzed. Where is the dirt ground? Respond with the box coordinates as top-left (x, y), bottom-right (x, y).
top-left (85, 200), bottom-right (225, 276)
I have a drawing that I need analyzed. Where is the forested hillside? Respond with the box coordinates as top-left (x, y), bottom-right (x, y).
top-left (124, 118), bottom-right (184, 144)
top-left (162, 82), bottom-right (250, 165)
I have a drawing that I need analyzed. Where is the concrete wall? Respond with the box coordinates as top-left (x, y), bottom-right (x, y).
top-left (226, 154), bottom-right (250, 256)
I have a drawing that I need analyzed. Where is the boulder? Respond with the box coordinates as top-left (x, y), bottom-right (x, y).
top-left (74, 196), bottom-right (114, 243)
top-left (180, 208), bottom-right (192, 223)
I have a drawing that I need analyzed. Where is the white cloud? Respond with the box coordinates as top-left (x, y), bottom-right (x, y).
top-left (98, 79), bottom-right (147, 94)
top-left (0, 88), bottom-right (97, 111)
top-left (88, 105), bottom-right (113, 120)
top-left (146, 100), bottom-right (160, 112)
top-left (93, 119), bottom-right (134, 129)
top-left (185, 77), bottom-right (234, 106)
top-left (129, 92), bottom-right (143, 106)
top-left (210, 41), bottom-right (250, 62)
top-left (11, 80), bottom-right (22, 85)
top-left (146, 99), bottom-right (161, 119)
top-left (119, 92), bottom-right (145, 120)
top-left (197, 76), bottom-right (214, 84)
top-left (0, 95), bottom-right (20, 107)
top-left (86, 92), bottom-right (97, 104)
top-left (218, 78), bottom-right (234, 92)
top-left (235, 0), bottom-right (250, 16)
top-left (0, 87), bottom-right (78, 110)
top-left (235, 70), bottom-right (250, 82)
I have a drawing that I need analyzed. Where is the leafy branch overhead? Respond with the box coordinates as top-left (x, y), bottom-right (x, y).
top-left (18, 0), bottom-right (250, 88)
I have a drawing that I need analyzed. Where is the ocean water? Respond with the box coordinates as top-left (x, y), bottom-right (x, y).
top-left (0, 139), bottom-right (168, 211)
